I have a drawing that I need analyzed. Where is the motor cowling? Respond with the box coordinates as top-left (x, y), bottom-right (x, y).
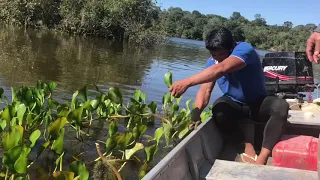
top-left (262, 52), bottom-right (314, 99)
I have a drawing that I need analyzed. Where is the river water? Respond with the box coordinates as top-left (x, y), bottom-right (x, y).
top-left (1, 25), bottom-right (320, 179)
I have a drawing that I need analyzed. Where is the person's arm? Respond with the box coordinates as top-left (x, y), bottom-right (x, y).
top-left (306, 25), bottom-right (320, 63)
top-left (185, 56), bottom-right (245, 87)
top-left (191, 81), bottom-right (215, 122)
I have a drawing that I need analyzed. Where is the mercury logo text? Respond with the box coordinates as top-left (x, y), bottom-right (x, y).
top-left (263, 66), bottom-right (288, 71)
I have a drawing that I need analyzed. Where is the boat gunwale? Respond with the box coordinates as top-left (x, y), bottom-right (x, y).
top-left (142, 117), bottom-right (213, 180)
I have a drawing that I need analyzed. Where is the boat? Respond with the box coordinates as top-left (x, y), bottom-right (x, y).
top-left (142, 52), bottom-right (320, 180)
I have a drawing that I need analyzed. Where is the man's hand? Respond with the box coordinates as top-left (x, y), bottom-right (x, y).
top-left (189, 121), bottom-right (201, 130)
top-left (189, 108), bottom-right (202, 130)
top-left (169, 79), bottom-right (191, 98)
top-left (306, 32), bottom-right (320, 63)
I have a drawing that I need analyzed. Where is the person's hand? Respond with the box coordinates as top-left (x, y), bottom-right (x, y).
top-left (169, 79), bottom-right (191, 98)
top-left (189, 108), bottom-right (202, 130)
top-left (306, 32), bottom-right (320, 63)
top-left (189, 121), bottom-right (201, 130)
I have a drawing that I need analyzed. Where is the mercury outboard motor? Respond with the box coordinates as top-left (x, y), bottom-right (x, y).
top-left (262, 52), bottom-right (314, 102)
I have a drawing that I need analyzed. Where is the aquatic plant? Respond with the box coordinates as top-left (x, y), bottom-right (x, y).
top-left (0, 72), bottom-right (212, 180)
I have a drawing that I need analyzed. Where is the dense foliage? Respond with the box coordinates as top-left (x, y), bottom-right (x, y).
top-left (159, 8), bottom-right (317, 51)
top-left (0, 0), bottom-right (166, 47)
top-left (0, 72), bottom-right (212, 180)
top-left (0, 1), bottom-right (317, 50)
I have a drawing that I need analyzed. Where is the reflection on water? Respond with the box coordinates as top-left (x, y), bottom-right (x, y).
top-left (1, 25), bottom-right (320, 179)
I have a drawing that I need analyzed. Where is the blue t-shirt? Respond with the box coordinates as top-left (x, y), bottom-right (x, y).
top-left (205, 42), bottom-right (267, 104)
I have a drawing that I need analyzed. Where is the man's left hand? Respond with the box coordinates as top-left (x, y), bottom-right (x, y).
top-left (169, 79), bottom-right (191, 98)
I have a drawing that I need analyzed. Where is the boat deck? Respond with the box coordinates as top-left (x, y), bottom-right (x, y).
top-left (143, 109), bottom-right (320, 180)
top-left (204, 159), bottom-right (318, 180)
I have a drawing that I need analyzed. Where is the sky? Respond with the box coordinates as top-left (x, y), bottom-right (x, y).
top-left (156, 0), bottom-right (319, 26)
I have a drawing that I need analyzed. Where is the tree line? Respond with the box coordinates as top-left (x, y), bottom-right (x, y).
top-left (0, 0), bottom-right (317, 51)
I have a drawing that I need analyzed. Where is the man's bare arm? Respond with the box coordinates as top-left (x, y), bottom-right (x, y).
top-left (185, 56), bottom-right (245, 87)
top-left (192, 81), bottom-right (215, 122)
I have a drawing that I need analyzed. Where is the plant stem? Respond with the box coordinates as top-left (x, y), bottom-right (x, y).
top-left (118, 162), bottom-right (127, 172)
top-left (5, 168), bottom-right (8, 180)
top-left (60, 155), bottom-right (63, 171)
top-left (95, 143), bottom-right (123, 180)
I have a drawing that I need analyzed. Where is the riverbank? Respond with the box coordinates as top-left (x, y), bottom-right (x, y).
top-left (0, 0), bottom-right (316, 50)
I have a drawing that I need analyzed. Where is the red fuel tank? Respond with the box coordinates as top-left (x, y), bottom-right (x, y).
top-left (272, 135), bottom-right (318, 171)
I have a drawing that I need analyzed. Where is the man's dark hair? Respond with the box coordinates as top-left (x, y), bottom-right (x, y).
top-left (205, 28), bottom-right (235, 51)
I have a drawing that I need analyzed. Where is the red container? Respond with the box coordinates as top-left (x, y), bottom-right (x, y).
top-left (272, 135), bottom-right (318, 171)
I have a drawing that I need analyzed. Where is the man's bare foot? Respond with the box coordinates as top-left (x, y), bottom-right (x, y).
top-left (254, 147), bottom-right (271, 165)
top-left (255, 155), bottom-right (267, 165)
top-left (241, 143), bottom-right (257, 163)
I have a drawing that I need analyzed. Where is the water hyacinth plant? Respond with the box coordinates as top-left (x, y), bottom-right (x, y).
top-left (0, 72), bottom-right (213, 180)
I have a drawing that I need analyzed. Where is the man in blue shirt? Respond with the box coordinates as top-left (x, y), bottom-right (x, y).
top-left (169, 28), bottom-right (289, 165)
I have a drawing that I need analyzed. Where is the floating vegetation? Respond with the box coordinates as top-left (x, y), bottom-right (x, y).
top-left (0, 72), bottom-right (212, 180)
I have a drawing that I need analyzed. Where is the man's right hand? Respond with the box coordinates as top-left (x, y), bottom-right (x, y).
top-left (306, 32), bottom-right (320, 63)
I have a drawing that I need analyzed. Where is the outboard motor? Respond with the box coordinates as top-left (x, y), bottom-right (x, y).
top-left (262, 52), bottom-right (314, 102)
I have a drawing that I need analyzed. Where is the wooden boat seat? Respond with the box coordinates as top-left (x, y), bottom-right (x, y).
top-left (202, 159), bottom-right (318, 180)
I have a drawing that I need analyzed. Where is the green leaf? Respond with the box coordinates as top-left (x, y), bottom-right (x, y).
top-left (48, 82), bottom-right (57, 92)
top-left (164, 72), bottom-right (173, 88)
top-left (108, 87), bottom-right (123, 104)
top-left (11, 87), bottom-right (16, 102)
top-left (108, 121), bottom-right (118, 137)
top-left (162, 93), bottom-right (172, 106)
top-left (48, 117), bottom-right (67, 140)
top-left (145, 144), bottom-right (158, 162)
top-left (186, 99), bottom-right (192, 112)
top-left (200, 111), bottom-right (212, 122)
top-left (90, 99), bottom-right (100, 110)
top-left (0, 119), bottom-right (6, 133)
top-left (171, 104), bottom-right (179, 114)
top-left (148, 102), bottom-right (157, 114)
top-left (178, 127), bottom-right (190, 139)
top-left (2, 106), bottom-right (11, 124)
top-left (117, 132), bottom-right (133, 150)
top-left (52, 128), bottom-right (65, 155)
top-left (71, 91), bottom-right (79, 110)
top-left (141, 92), bottom-right (146, 103)
top-left (70, 106), bottom-right (83, 126)
top-left (67, 161), bottom-right (89, 180)
top-left (53, 171), bottom-right (75, 180)
top-left (2, 145), bottom-right (23, 172)
top-left (1, 126), bottom-right (22, 151)
top-left (176, 96), bottom-right (182, 106)
top-left (14, 125), bottom-right (24, 143)
top-left (25, 88), bottom-right (33, 104)
top-left (17, 104), bottom-right (26, 126)
top-left (163, 123), bottom-right (173, 146)
top-left (133, 125), bottom-right (147, 141)
top-left (78, 86), bottom-right (88, 102)
top-left (58, 109), bottom-right (70, 118)
top-left (82, 100), bottom-right (91, 110)
top-left (176, 120), bottom-right (190, 133)
top-left (105, 135), bottom-right (120, 155)
top-left (48, 99), bottom-right (59, 109)
top-left (154, 127), bottom-right (164, 145)
top-left (134, 90), bottom-right (141, 102)
top-left (125, 143), bottom-right (144, 160)
top-left (29, 129), bottom-right (41, 148)
top-left (14, 147), bottom-right (29, 174)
